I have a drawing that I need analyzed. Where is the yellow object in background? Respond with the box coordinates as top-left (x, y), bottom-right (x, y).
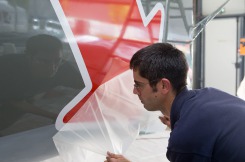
top-left (240, 38), bottom-right (245, 55)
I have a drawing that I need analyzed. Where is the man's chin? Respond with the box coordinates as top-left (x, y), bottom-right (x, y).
top-left (143, 105), bottom-right (157, 112)
top-left (143, 105), bottom-right (151, 111)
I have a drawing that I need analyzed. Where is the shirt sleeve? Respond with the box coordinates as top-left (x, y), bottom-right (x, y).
top-left (166, 150), bottom-right (212, 162)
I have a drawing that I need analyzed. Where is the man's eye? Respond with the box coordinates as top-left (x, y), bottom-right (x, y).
top-left (134, 84), bottom-right (140, 88)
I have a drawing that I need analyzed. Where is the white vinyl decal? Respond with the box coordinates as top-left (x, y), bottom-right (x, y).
top-left (51, 0), bottom-right (165, 130)
top-left (136, 0), bottom-right (165, 42)
top-left (51, 0), bottom-right (92, 130)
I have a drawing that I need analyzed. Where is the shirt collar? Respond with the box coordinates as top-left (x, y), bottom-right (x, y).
top-left (170, 87), bottom-right (196, 130)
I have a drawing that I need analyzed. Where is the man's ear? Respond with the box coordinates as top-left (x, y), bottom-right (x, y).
top-left (160, 78), bottom-right (171, 94)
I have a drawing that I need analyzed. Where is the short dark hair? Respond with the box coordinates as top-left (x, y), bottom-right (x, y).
top-left (130, 43), bottom-right (188, 93)
top-left (25, 34), bottom-right (62, 56)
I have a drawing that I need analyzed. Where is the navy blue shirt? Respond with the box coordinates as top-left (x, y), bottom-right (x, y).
top-left (167, 87), bottom-right (245, 162)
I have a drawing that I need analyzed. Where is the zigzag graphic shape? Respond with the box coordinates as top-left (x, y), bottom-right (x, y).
top-left (136, 0), bottom-right (165, 42)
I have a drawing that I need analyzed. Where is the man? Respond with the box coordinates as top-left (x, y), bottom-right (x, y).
top-left (105, 43), bottom-right (245, 162)
top-left (0, 34), bottom-right (84, 134)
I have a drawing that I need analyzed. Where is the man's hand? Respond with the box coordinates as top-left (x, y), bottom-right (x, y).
top-left (159, 115), bottom-right (171, 129)
top-left (104, 152), bottom-right (130, 162)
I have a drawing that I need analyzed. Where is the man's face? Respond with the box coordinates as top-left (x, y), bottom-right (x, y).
top-left (132, 69), bottom-right (164, 112)
top-left (30, 50), bottom-right (62, 78)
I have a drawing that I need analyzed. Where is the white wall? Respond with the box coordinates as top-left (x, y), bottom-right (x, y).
top-left (202, 0), bottom-right (244, 95)
top-left (204, 18), bottom-right (237, 95)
